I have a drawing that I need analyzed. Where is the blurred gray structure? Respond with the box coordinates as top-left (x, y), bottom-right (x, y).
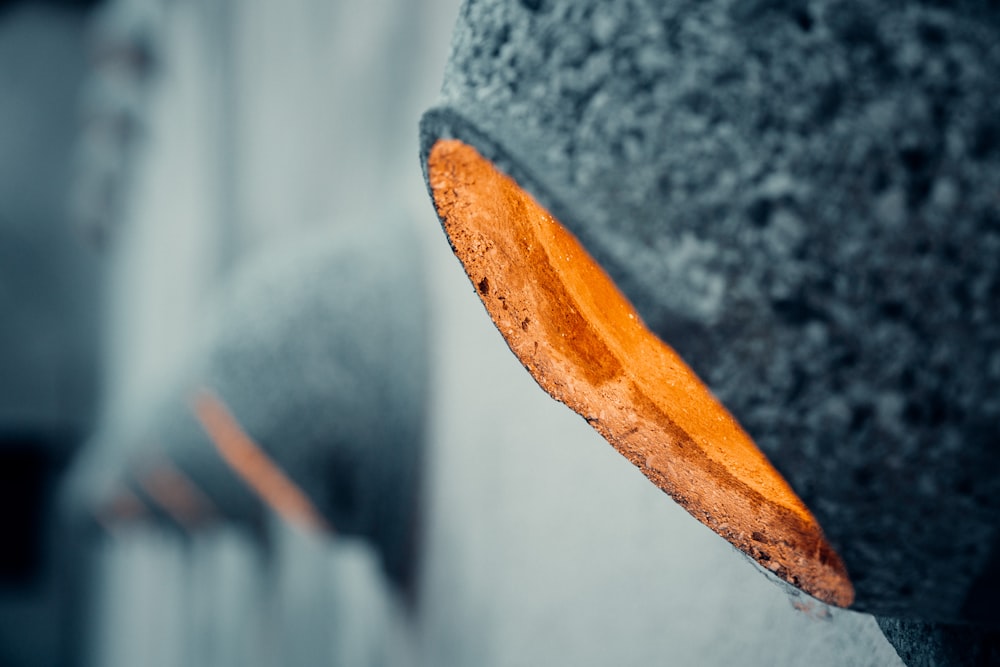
top-left (1, 0), bottom-right (915, 666)
top-left (0, 4), bottom-right (101, 667)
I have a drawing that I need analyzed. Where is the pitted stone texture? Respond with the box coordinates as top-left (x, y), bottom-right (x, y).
top-left (877, 617), bottom-right (1000, 667)
top-left (422, 0), bottom-right (1000, 622)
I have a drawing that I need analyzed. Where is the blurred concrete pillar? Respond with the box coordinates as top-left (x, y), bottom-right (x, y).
top-left (0, 5), bottom-right (103, 667)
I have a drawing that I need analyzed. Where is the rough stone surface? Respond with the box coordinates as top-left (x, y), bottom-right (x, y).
top-left (877, 617), bottom-right (1000, 667)
top-left (421, 0), bottom-right (1000, 623)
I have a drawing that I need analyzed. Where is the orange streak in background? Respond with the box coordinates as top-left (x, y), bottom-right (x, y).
top-left (193, 389), bottom-right (329, 533)
top-left (138, 457), bottom-right (218, 531)
top-left (96, 487), bottom-right (148, 534)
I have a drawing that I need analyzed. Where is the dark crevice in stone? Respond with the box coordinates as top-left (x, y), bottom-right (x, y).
top-left (792, 7), bottom-right (814, 32)
top-left (772, 295), bottom-right (826, 325)
top-left (971, 119), bottom-right (1000, 160)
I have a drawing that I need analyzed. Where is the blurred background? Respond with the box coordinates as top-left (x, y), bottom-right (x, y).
top-left (0, 0), bottom-right (905, 665)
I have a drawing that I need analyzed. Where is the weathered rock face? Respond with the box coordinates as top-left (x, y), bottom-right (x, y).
top-left (877, 617), bottom-right (1000, 667)
top-left (421, 0), bottom-right (1000, 624)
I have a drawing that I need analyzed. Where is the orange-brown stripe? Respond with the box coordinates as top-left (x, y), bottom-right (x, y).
top-left (138, 456), bottom-right (218, 530)
top-left (427, 138), bottom-right (854, 606)
top-left (193, 389), bottom-right (328, 533)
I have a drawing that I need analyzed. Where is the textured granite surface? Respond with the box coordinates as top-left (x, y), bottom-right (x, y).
top-left (421, 0), bottom-right (1000, 622)
top-left (199, 224), bottom-right (430, 586)
top-left (877, 617), bottom-right (1000, 667)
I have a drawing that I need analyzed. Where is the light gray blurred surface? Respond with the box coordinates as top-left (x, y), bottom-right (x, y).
top-left (72, 0), bottom-right (905, 665)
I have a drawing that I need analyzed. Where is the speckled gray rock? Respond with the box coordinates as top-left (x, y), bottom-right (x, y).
top-left (196, 224), bottom-right (430, 587)
top-left (420, 0), bottom-right (1000, 623)
top-left (877, 617), bottom-right (1000, 667)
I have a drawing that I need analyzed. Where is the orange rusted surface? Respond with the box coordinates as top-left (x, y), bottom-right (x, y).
top-left (193, 389), bottom-right (329, 533)
top-left (96, 487), bottom-right (148, 533)
top-left (138, 457), bottom-right (217, 530)
top-left (427, 138), bottom-right (854, 607)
